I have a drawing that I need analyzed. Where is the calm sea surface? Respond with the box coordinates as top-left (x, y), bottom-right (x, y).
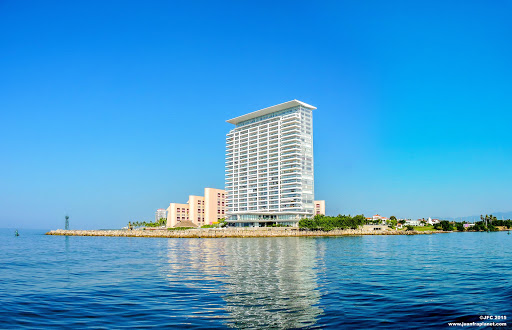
top-left (1, 229), bottom-right (511, 329)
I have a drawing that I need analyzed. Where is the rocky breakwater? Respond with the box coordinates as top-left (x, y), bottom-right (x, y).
top-left (46, 227), bottom-right (439, 238)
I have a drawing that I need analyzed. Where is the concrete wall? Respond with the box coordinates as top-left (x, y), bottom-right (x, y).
top-left (362, 225), bottom-right (390, 231)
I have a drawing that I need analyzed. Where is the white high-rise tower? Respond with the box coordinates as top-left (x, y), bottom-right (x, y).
top-left (225, 100), bottom-right (316, 227)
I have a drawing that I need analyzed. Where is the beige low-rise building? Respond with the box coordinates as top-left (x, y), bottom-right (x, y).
top-left (167, 203), bottom-right (190, 228)
top-left (166, 188), bottom-right (226, 228)
top-left (188, 195), bottom-right (205, 225)
top-left (314, 200), bottom-right (326, 216)
top-left (204, 187), bottom-right (227, 223)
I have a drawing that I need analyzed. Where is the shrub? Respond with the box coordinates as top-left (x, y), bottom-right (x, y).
top-left (487, 224), bottom-right (499, 232)
top-left (167, 227), bottom-right (193, 231)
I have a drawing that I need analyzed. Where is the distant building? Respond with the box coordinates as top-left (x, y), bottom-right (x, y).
top-left (155, 209), bottom-right (167, 222)
top-left (188, 195), bottom-right (205, 226)
top-left (427, 217), bottom-right (440, 225)
top-left (367, 214), bottom-right (389, 224)
top-left (204, 187), bottom-right (227, 224)
top-left (406, 219), bottom-right (422, 226)
top-left (314, 200), bottom-right (326, 215)
top-left (166, 188), bottom-right (226, 228)
top-left (167, 203), bottom-right (190, 227)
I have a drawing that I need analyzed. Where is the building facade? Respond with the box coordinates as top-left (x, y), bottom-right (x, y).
top-left (204, 187), bottom-right (227, 223)
top-left (166, 203), bottom-right (190, 228)
top-left (188, 195), bottom-right (205, 225)
top-left (155, 208), bottom-right (167, 222)
top-left (225, 100), bottom-right (316, 227)
top-left (314, 200), bottom-right (325, 216)
top-left (166, 188), bottom-right (226, 228)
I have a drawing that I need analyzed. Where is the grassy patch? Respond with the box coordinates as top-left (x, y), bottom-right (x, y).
top-left (413, 225), bottom-right (436, 231)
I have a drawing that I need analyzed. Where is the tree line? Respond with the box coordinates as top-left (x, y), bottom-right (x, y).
top-left (299, 214), bottom-right (366, 231)
top-left (433, 215), bottom-right (511, 232)
top-left (466, 214), bottom-right (511, 231)
top-left (131, 218), bottom-right (167, 228)
top-left (299, 214), bottom-right (511, 232)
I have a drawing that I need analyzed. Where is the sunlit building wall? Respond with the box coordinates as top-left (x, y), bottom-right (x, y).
top-left (166, 188), bottom-right (226, 227)
top-left (314, 200), bottom-right (325, 216)
top-left (166, 203), bottom-right (189, 228)
top-left (204, 187), bottom-right (227, 223)
top-left (225, 100), bottom-right (316, 227)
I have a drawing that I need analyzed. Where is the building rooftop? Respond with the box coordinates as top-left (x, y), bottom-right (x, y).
top-left (226, 99), bottom-right (316, 125)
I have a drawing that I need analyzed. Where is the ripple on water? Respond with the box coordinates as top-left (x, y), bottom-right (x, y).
top-left (0, 230), bottom-right (511, 328)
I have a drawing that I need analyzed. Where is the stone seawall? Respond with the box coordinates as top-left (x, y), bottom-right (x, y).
top-left (46, 228), bottom-right (441, 238)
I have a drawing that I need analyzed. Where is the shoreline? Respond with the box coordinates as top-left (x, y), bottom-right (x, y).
top-left (45, 228), bottom-right (446, 238)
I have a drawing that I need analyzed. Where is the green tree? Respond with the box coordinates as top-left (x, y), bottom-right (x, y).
top-left (437, 220), bottom-right (454, 231)
top-left (387, 218), bottom-right (397, 228)
top-left (299, 214), bottom-right (366, 231)
top-left (487, 224), bottom-right (499, 232)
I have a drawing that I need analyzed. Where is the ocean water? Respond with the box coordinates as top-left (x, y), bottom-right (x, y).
top-left (1, 229), bottom-right (511, 329)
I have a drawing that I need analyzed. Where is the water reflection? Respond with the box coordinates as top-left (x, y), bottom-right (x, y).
top-left (164, 237), bottom-right (323, 328)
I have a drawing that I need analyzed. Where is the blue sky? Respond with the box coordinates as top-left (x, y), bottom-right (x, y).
top-left (1, 0), bottom-right (511, 229)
